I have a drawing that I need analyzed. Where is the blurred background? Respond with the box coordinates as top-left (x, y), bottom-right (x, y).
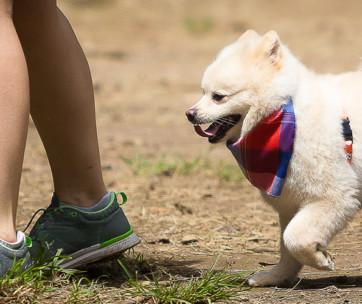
top-left (57, 0), bottom-right (362, 159)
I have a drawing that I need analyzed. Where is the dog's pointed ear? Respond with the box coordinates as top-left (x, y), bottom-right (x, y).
top-left (238, 29), bottom-right (259, 41)
top-left (260, 31), bottom-right (282, 64)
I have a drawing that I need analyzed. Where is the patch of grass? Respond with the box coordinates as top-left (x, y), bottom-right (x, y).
top-left (121, 154), bottom-right (151, 176)
top-left (0, 252), bottom-right (93, 304)
top-left (214, 162), bottom-right (243, 182)
top-left (184, 17), bottom-right (214, 34)
top-left (66, 278), bottom-right (101, 304)
top-left (1, 251), bottom-right (78, 288)
top-left (121, 155), bottom-right (244, 182)
top-left (121, 259), bottom-right (250, 304)
top-left (175, 158), bottom-right (204, 176)
top-left (152, 158), bottom-right (179, 177)
top-left (0, 250), bottom-right (251, 303)
top-left (121, 155), bottom-right (207, 177)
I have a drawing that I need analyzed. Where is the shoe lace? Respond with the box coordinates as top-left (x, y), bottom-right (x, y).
top-left (23, 208), bottom-right (48, 233)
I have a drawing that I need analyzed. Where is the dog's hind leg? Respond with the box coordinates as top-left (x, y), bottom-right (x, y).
top-left (283, 199), bottom-right (359, 271)
top-left (248, 213), bottom-right (302, 287)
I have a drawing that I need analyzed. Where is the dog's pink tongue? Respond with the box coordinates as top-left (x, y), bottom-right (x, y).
top-left (194, 124), bottom-right (220, 138)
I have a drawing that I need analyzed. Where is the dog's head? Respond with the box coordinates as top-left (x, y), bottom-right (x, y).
top-left (186, 30), bottom-right (296, 144)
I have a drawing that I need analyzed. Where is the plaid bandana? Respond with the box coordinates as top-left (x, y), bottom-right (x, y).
top-left (227, 98), bottom-right (296, 197)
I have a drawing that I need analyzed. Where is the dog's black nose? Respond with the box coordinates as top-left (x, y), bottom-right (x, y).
top-left (186, 109), bottom-right (197, 123)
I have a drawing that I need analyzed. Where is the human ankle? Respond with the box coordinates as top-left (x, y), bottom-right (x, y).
top-left (63, 192), bottom-right (112, 212)
top-left (55, 189), bottom-right (108, 208)
top-left (0, 229), bottom-right (17, 243)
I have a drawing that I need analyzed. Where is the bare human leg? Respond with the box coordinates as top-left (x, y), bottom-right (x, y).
top-left (14, 0), bottom-right (106, 207)
top-left (0, 0), bottom-right (29, 242)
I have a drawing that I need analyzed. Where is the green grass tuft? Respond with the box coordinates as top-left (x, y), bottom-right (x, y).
top-left (127, 269), bottom-right (249, 304)
top-left (66, 277), bottom-right (101, 304)
top-left (1, 250), bottom-right (80, 287)
top-left (121, 154), bottom-right (151, 176)
top-left (119, 256), bottom-right (250, 304)
top-left (121, 155), bottom-right (244, 182)
top-left (0, 252), bottom-right (91, 304)
top-left (184, 17), bottom-right (214, 34)
top-left (121, 155), bottom-right (204, 177)
top-left (215, 163), bottom-right (244, 182)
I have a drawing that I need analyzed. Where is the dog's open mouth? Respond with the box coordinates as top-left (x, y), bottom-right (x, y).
top-left (193, 115), bottom-right (241, 143)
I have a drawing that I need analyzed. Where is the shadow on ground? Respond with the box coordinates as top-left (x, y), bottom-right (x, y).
top-left (83, 254), bottom-right (205, 285)
top-left (299, 275), bottom-right (362, 290)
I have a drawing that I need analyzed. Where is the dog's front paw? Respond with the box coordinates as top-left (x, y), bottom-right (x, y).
top-left (247, 269), bottom-right (298, 287)
top-left (285, 240), bottom-right (336, 271)
top-left (314, 247), bottom-right (335, 271)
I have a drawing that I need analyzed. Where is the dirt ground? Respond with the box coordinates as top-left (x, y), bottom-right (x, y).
top-left (17, 0), bottom-right (362, 303)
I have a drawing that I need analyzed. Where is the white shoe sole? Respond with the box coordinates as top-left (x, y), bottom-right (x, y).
top-left (61, 232), bottom-right (140, 269)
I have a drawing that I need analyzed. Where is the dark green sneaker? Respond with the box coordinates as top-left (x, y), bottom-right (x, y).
top-left (29, 192), bottom-right (140, 268)
top-left (0, 231), bottom-right (32, 277)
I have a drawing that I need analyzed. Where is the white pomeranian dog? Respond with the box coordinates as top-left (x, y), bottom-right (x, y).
top-left (186, 30), bottom-right (362, 287)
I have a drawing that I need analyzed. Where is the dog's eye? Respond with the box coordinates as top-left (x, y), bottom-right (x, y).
top-left (212, 93), bottom-right (226, 102)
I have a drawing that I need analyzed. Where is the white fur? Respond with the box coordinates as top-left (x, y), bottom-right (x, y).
top-left (188, 30), bottom-right (362, 287)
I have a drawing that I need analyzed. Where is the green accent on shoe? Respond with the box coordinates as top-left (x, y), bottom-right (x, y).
top-left (100, 227), bottom-right (134, 248)
top-left (115, 191), bottom-right (128, 205)
top-left (25, 236), bottom-right (32, 248)
top-left (29, 191), bottom-right (140, 267)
